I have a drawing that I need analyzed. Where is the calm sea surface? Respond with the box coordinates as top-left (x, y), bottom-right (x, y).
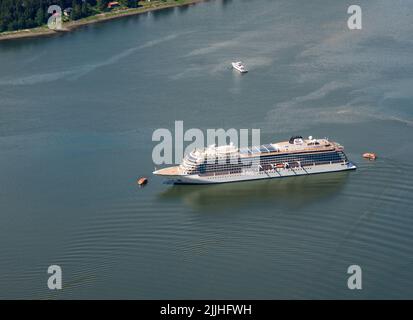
top-left (0, 0), bottom-right (413, 299)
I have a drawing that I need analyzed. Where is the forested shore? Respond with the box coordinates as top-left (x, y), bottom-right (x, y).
top-left (0, 1), bottom-right (139, 32)
top-left (0, 0), bottom-right (203, 40)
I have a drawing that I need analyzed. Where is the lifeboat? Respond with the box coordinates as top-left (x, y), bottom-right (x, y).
top-left (275, 163), bottom-right (284, 169)
top-left (137, 177), bottom-right (148, 186)
top-left (363, 153), bottom-right (377, 160)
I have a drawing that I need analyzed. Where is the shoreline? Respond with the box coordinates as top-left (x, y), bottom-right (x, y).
top-left (0, 0), bottom-right (206, 42)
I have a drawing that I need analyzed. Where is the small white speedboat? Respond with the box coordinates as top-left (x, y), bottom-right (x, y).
top-left (232, 61), bottom-right (248, 73)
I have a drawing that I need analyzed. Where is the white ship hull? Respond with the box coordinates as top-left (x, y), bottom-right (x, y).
top-left (160, 162), bottom-right (356, 185)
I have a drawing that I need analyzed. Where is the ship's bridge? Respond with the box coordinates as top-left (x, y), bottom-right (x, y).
top-left (189, 142), bottom-right (239, 160)
top-left (180, 142), bottom-right (240, 173)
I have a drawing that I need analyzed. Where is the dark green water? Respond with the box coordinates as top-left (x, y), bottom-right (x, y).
top-left (0, 0), bottom-right (413, 298)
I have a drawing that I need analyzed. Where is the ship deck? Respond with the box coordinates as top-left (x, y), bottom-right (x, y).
top-left (238, 139), bottom-right (339, 158)
top-left (154, 166), bottom-right (182, 176)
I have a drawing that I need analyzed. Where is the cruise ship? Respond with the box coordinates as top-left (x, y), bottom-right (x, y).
top-left (153, 136), bottom-right (356, 184)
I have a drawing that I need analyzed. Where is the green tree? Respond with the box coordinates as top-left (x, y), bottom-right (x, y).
top-left (35, 7), bottom-right (45, 26)
top-left (119, 0), bottom-right (138, 7)
top-left (71, 1), bottom-right (82, 20)
top-left (127, 0), bottom-right (138, 8)
top-left (96, 0), bottom-right (109, 11)
top-left (81, 2), bottom-right (91, 17)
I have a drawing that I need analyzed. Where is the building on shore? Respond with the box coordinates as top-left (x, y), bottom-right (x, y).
top-left (108, 2), bottom-right (120, 9)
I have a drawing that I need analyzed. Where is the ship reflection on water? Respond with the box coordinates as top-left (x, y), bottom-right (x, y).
top-left (158, 171), bottom-right (351, 211)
